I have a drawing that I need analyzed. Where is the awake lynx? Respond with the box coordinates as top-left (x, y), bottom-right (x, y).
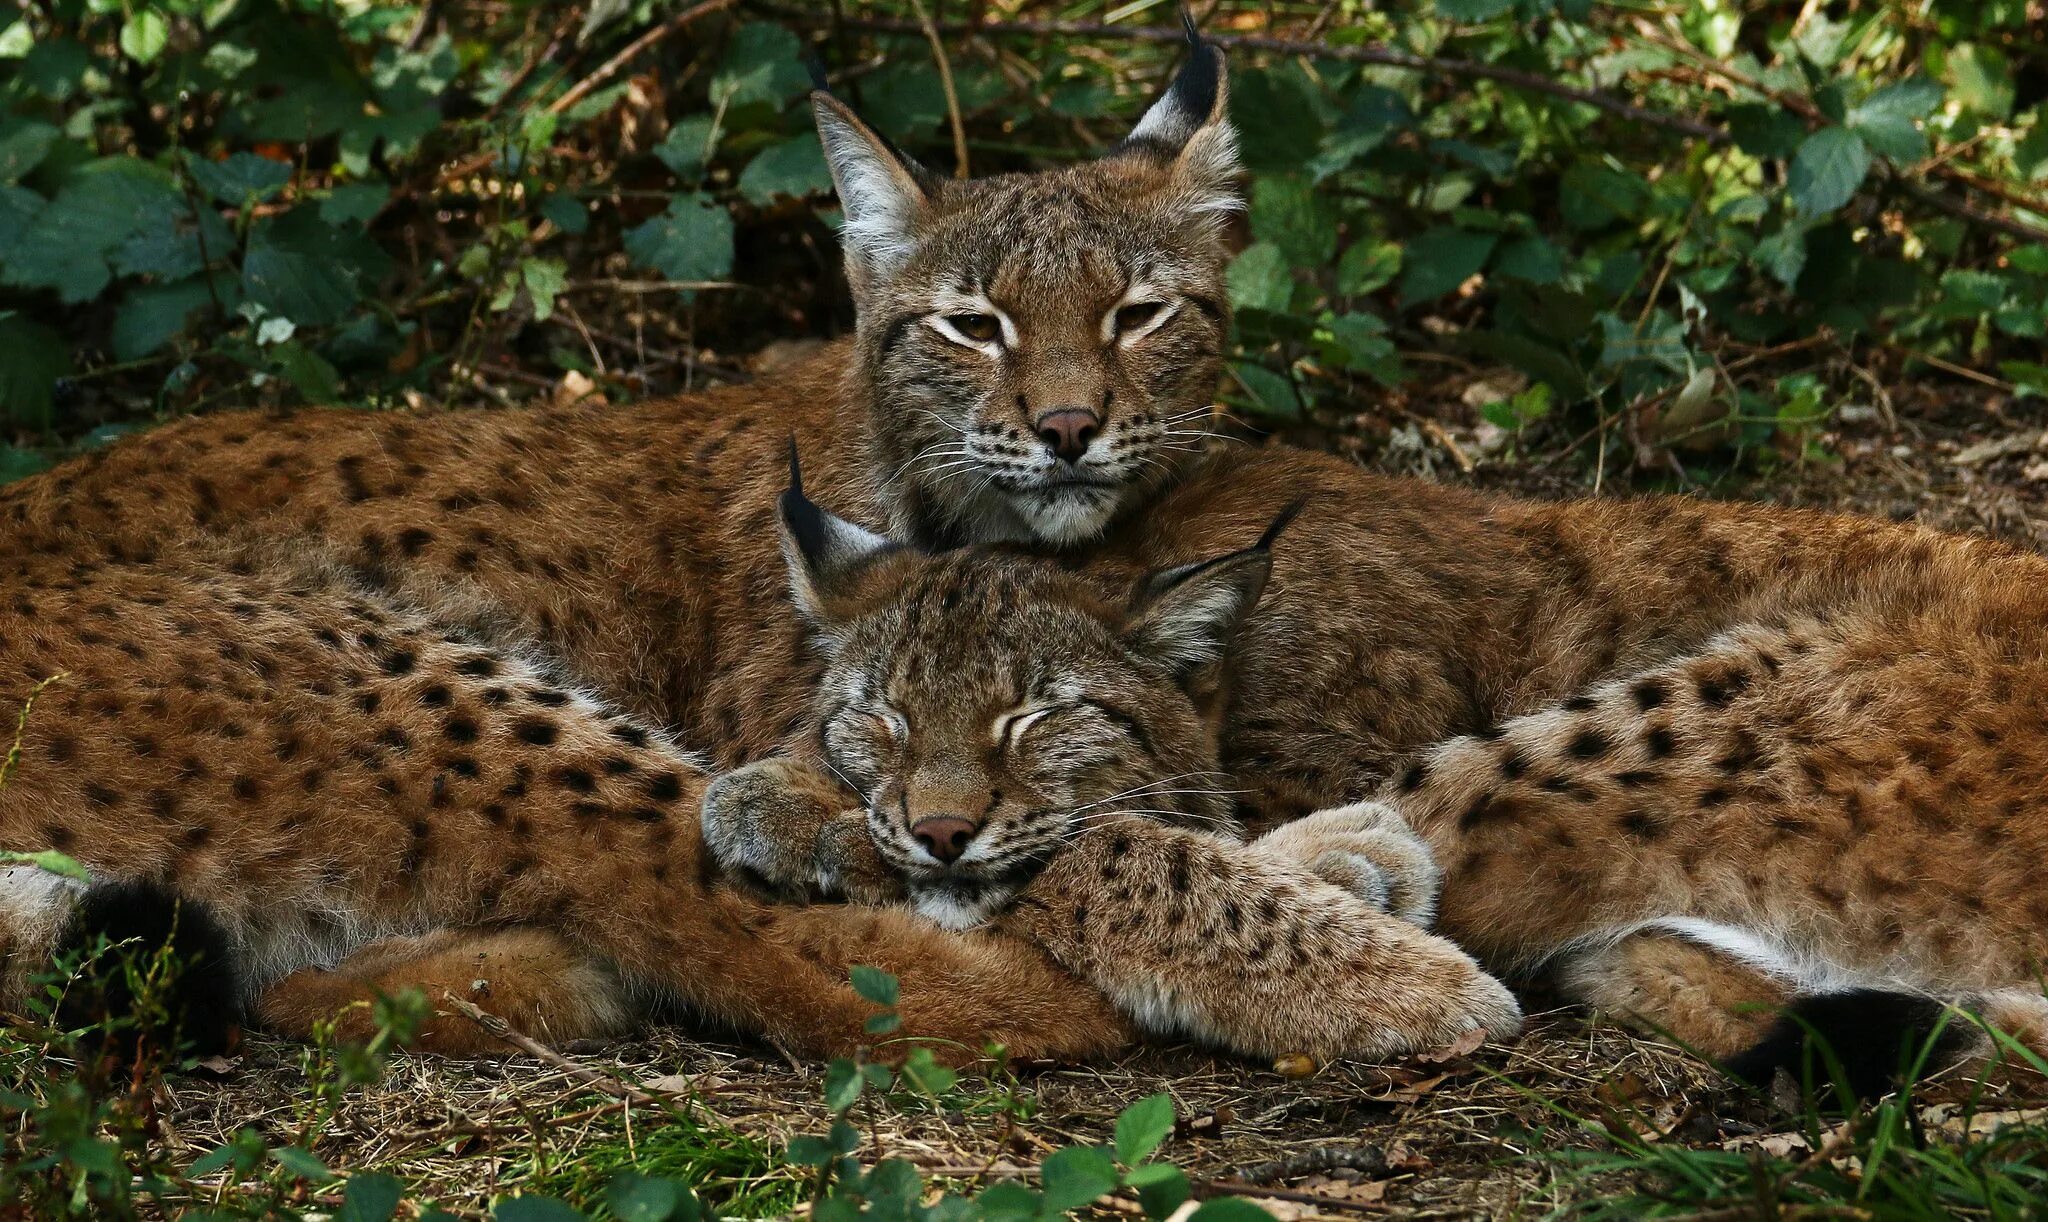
top-left (711, 447), bottom-right (2048, 1082)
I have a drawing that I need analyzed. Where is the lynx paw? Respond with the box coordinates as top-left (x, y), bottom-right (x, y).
top-left (1254, 802), bottom-right (1440, 928)
top-left (700, 759), bottom-right (841, 898)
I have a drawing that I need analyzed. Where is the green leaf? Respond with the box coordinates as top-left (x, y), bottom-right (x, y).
top-left (0, 446), bottom-right (54, 486)
top-left (269, 340), bottom-right (343, 403)
top-left (1848, 80), bottom-right (1940, 162)
top-left (738, 134), bottom-right (833, 206)
top-left (540, 193), bottom-right (589, 235)
top-left (1249, 175), bottom-right (1339, 266)
top-left (321, 183), bottom-right (389, 226)
top-left (1788, 127), bottom-right (1871, 217)
top-left (2, 160), bottom-right (180, 303)
top-left (1792, 12), bottom-right (1851, 68)
top-left (112, 276), bottom-right (222, 360)
top-left (654, 116), bottom-right (718, 181)
top-left (1724, 105), bottom-right (1805, 159)
top-left (1228, 67), bottom-right (1324, 173)
top-left (784, 1136), bottom-right (835, 1167)
top-left (1114, 1093), bottom-right (1175, 1166)
top-left (0, 120), bottom-right (57, 185)
top-left (0, 849), bottom-right (89, 881)
top-left (858, 61), bottom-right (948, 133)
top-left (1938, 268), bottom-right (2007, 315)
top-left (975, 1180), bottom-right (1042, 1221)
top-left (1187, 1199), bottom-right (1278, 1222)
top-left (340, 1172), bottom-right (405, 1222)
top-left (1755, 226), bottom-right (1808, 288)
top-left (1227, 242), bottom-right (1293, 313)
top-left (1398, 228), bottom-right (1496, 305)
top-left (1336, 239), bottom-right (1401, 296)
top-left (242, 206), bottom-right (390, 327)
top-left (624, 194), bottom-right (733, 283)
top-left (712, 23), bottom-right (808, 110)
top-left (850, 965), bottom-right (900, 1007)
top-left (607, 1172), bottom-right (698, 1222)
top-left (492, 1197), bottom-right (586, 1222)
top-left (270, 1146), bottom-right (336, 1184)
top-left (22, 39), bottom-right (90, 101)
top-left (520, 257), bottom-right (567, 322)
top-left (120, 8), bottom-right (170, 65)
top-left (1039, 1146), bottom-right (1120, 1215)
top-left (899, 1046), bottom-right (956, 1097)
top-left (0, 313), bottom-right (69, 427)
top-left (190, 152), bottom-right (293, 207)
top-left (822, 1057), bottom-right (864, 1113)
top-left (1437, 0), bottom-right (1514, 17)
top-left (1950, 43), bottom-right (2014, 120)
top-left (1230, 362), bottom-right (1300, 419)
top-left (1559, 162), bottom-right (1650, 230)
top-left (1124, 1163), bottom-right (1191, 1219)
top-left (112, 204), bottom-right (234, 281)
top-left (185, 1143), bottom-right (240, 1178)
top-left (864, 1011), bottom-right (902, 1034)
top-left (1493, 236), bottom-right (1565, 285)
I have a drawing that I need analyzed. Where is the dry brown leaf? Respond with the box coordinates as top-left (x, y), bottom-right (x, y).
top-left (1271, 1053), bottom-right (1319, 1079)
top-left (1417, 1026), bottom-right (1489, 1064)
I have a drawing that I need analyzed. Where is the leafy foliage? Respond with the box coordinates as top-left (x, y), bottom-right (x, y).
top-left (0, 1), bottom-right (2042, 485)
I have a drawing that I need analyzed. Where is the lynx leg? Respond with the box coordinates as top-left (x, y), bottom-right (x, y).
top-left (1253, 801), bottom-right (1440, 928)
top-left (1555, 928), bottom-right (1794, 1058)
top-left (256, 927), bottom-right (633, 1055)
top-left (995, 819), bottom-right (1520, 1063)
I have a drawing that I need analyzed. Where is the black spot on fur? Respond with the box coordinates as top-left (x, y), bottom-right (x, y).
top-left (556, 767), bottom-right (597, 794)
top-left (456, 657), bottom-right (498, 678)
top-left (645, 772), bottom-right (683, 802)
top-left (1562, 695), bottom-right (1597, 712)
top-left (513, 719), bottom-right (558, 746)
top-left (1567, 730), bottom-right (1610, 760)
top-left (1398, 762), bottom-right (1429, 792)
top-left (611, 724), bottom-right (650, 749)
top-left (1631, 680), bottom-right (1669, 710)
top-left (418, 684), bottom-right (451, 708)
top-left (1644, 727), bottom-right (1678, 759)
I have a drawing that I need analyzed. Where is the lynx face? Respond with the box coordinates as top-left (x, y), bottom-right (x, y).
top-left (777, 465), bottom-right (1280, 927)
top-left (815, 37), bottom-right (1241, 548)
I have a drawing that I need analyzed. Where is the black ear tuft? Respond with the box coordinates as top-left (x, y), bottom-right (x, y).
top-left (779, 441), bottom-right (831, 566)
top-left (1158, 38), bottom-right (1221, 140)
top-left (1256, 496), bottom-right (1310, 552)
top-left (1181, 3), bottom-right (1200, 45)
top-left (805, 55), bottom-right (831, 94)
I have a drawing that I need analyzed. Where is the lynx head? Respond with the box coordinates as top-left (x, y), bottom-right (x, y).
top-left (778, 458), bottom-right (1289, 929)
top-left (815, 25), bottom-right (1240, 548)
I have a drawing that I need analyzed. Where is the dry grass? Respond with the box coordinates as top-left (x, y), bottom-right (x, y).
top-left (135, 1008), bottom-right (1775, 1217)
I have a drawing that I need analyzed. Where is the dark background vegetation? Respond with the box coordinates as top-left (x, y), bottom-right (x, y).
top-left (6, 1), bottom-right (2048, 1218)
top-left (3, 0), bottom-right (2046, 505)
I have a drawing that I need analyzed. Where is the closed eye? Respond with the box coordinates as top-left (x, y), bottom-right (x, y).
top-left (1107, 299), bottom-right (1178, 344)
top-left (995, 705), bottom-right (1057, 748)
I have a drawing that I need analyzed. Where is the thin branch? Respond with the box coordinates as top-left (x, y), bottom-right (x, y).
top-left (907, 0), bottom-right (971, 178)
top-left (553, 0), bottom-right (745, 117)
top-left (444, 994), bottom-right (693, 1109)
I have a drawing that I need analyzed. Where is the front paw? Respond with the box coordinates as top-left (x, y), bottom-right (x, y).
top-left (1253, 802), bottom-right (1440, 928)
top-left (701, 759), bottom-right (845, 898)
top-left (816, 813), bottom-right (907, 906)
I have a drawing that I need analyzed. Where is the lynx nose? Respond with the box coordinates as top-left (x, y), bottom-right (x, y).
top-left (1034, 410), bottom-right (1100, 464)
top-left (910, 815), bottom-right (979, 865)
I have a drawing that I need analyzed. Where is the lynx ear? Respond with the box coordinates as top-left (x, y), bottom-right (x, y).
top-left (779, 445), bottom-right (900, 634)
top-left (812, 91), bottom-right (934, 290)
top-left (1116, 14), bottom-right (1240, 220)
top-left (1123, 500), bottom-right (1304, 677)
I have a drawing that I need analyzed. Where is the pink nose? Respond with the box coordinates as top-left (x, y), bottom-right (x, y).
top-left (910, 816), bottom-right (979, 864)
top-left (1034, 410), bottom-right (1100, 463)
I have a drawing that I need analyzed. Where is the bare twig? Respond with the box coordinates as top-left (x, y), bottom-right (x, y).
top-left (907, 0), bottom-right (970, 178)
top-left (444, 995), bottom-right (688, 1109)
top-left (553, 0), bottom-right (744, 118)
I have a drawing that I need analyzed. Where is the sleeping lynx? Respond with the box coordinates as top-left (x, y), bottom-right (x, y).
top-left (710, 448), bottom-right (2048, 1079)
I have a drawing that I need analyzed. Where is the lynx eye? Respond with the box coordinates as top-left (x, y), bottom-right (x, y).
top-left (946, 313), bottom-right (1001, 344)
top-left (995, 705), bottom-right (1057, 748)
top-left (1113, 302), bottom-right (1166, 335)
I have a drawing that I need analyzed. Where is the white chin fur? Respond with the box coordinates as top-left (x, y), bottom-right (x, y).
top-left (913, 889), bottom-right (1000, 931)
top-left (1016, 486), bottom-right (1120, 544)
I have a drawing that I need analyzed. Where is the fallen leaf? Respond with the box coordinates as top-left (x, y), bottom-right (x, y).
top-left (1417, 1026), bottom-right (1488, 1063)
top-left (1365, 1072), bottom-right (1449, 1104)
top-left (1272, 1052), bottom-right (1319, 1079)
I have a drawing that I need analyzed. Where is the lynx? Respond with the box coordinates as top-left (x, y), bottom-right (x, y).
top-left (710, 446), bottom-right (2048, 1083)
top-left (0, 36), bottom-right (1509, 1065)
